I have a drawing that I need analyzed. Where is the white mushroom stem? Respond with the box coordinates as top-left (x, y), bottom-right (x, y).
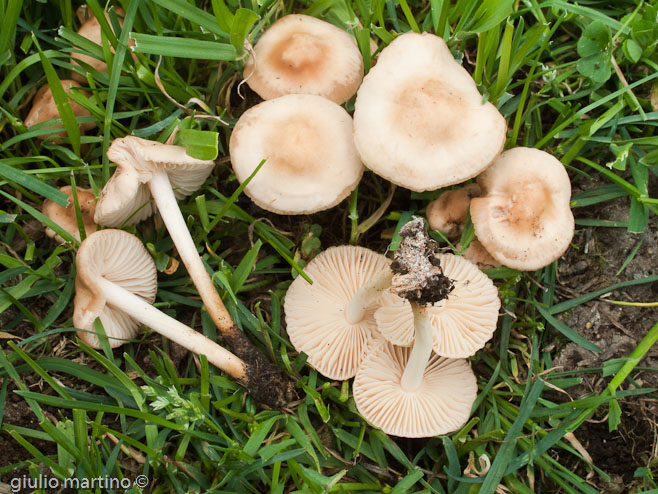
top-left (95, 276), bottom-right (246, 379)
top-left (345, 268), bottom-right (393, 324)
top-left (400, 304), bottom-right (433, 392)
top-left (148, 169), bottom-right (236, 334)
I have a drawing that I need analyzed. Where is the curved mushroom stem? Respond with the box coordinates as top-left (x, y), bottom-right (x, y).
top-left (400, 304), bottom-right (433, 392)
top-left (148, 169), bottom-right (238, 336)
top-left (345, 268), bottom-right (393, 324)
top-left (95, 276), bottom-right (246, 379)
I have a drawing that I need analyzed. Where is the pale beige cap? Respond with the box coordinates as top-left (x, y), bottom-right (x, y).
top-left (426, 183), bottom-right (480, 238)
top-left (244, 14), bottom-right (364, 104)
top-left (460, 239), bottom-right (501, 270)
top-left (42, 186), bottom-right (97, 242)
top-left (353, 339), bottom-right (477, 438)
top-left (470, 147), bottom-right (575, 271)
top-left (284, 246), bottom-right (390, 380)
top-left (25, 80), bottom-right (94, 140)
top-left (73, 229), bottom-right (157, 348)
top-left (229, 94), bottom-right (363, 214)
top-left (353, 32), bottom-right (506, 192)
top-left (374, 254), bottom-right (500, 358)
top-left (94, 136), bottom-right (216, 226)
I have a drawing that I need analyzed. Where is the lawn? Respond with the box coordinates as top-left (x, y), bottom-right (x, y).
top-left (1, 0), bottom-right (658, 493)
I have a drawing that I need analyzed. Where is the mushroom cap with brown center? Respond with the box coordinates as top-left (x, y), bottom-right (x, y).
top-left (469, 147), bottom-right (575, 271)
top-left (244, 14), bottom-right (364, 104)
top-left (25, 80), bottom-right (94, 140)
top-left (73, 229), bottom-right (157, 348)
top-left (284, 246), bottom-right (390, 380)
top-left (42, 186), bottom-right (97, 242)
top-left (374, 253), bottom-right (500, 358)
top-left (353, 32), bottom-right (506, 192)
top-left (426, 183), bottom-right (481, 238)
top-left (229, 94), bottom-right (363, 214)
top-left (94, 136), bottom-right (216, 227)
top-left (353, 339), bottom-right (477, 438)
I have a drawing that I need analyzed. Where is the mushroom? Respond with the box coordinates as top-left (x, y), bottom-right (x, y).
top-left (353, 32), bottom-right (506, 192)
top-left (95, 136), bottom-right (292, 404)
top-left (25, 80), bottom-right (94, 140)
top-left (353, 218), bottom-right (478, 437)
top-left (284, 245), bottom-right (392, 380)
top-left (42, 185), bottom-right (97, 242)
top-left (426, 183), bottom-right (481, 238)
top-left (459, 239), bottom-right (501, 270)
top-left (73, 229), bottom-right (285, 406)
top-left (244, 14), bottom-right (364, 104)
top-left (469, 147), bottom-right (575, 271)
top-left (229, 94), bottom-right (363, 214)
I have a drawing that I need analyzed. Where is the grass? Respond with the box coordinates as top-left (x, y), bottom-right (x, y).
top-left (1, 0), bottom-right (658, 493)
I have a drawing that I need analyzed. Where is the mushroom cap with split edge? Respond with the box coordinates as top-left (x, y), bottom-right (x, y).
top-left (244, 14), bottom-right (364, 104)
top-left (284, 245), bottom-right (390, 380)
top-left (94, 136), bottom-right (216, 227)
top-left (229, 94), bottom-right (363, 215)
top-left (42, 186), bottom-right (97, 242)
top-left (469, 147), bottom-right (575, 271)
top-left (353, 32), bottom-right (507, 192)
top-left (73, 229), bottom-right (157, 348)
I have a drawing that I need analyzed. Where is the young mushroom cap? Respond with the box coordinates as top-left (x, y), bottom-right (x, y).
top-left (25, 80), bottom-right (94, 140)
top-left (284, 245), bottom-right (391, 380)
top-left (353, 339), bottom-right (477, 438)
top-left (426, 183), bottom-right (481, 238)
top-left (460, 239), bottom-right (502, 270)
top-left (470, 147), bottom-right (575, 271)
top-left (229, 94), bottom-right (363, 214)
top-left (374, 253), bottom-right (500, 358)
top-left (243, 14), bottom-right (364, 104)
top-left (42, 186), bottom-right (97, 242)
top-left (353, 32), bottom-right (506, 192)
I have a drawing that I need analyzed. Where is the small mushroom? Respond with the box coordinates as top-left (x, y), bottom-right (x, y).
top-left (460, 239), bottom-right (501, 270)
top-left (25, 80), bottom-right (94, 141)
top-left (426, 183), bottom-right (481, 238)
top-left (353, 218), bottom-right (478, 437)
top-left (244, 14), bottom-right (364, 104)
top-left (353, 32), bottom-right (506, 192)
top-left (469, 147), bottom-right (575, 271)
top-left (229, 94), bottom-right (363, 214)
top-left (284, 245), bottom-right (392, 380)
top-left (73, 229), bottom-right (245, 386)
top-left (42, 185), bottom-right (97, 242)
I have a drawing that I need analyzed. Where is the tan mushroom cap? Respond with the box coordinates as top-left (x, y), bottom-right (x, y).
top-left (25, 80), bottom-right (94, 140)
top-left (353, 339), bottom-right (477, 438)
top-left (73, 229), bottom-right (157, 348)
top-left (42, 186), bottom-right (97, 242)
top-left (229, 94), bottom-right (363, 214)
top-left (426, 183), bottom-right (481, 238)
top-left (470, 147), bottom-right (575, 271)
top-left (94, 136), bottom-right (216, 227)
top-left (460, 239), bottom-right (501, 270)
top-left (353, 32), bottom-right (506, 192)
top-left (244, 14), bottom-right (364, 104)
top-left (374, 254), bottom-right (500, 358)
top-left (284, 246), bottom-right (390, 380)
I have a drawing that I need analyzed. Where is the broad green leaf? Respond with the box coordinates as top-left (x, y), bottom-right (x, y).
top-left (623, 38), bottom-right (643, 63)
top-left (230, 9), bottom-right (260, 55)
top-left (577, 21), bottom-right (611, 57)
top-left (175, 129), bottom-right (219, 160)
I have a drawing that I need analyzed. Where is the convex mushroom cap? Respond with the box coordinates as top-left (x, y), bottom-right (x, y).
top-left (284, 245), bottom-right (391, 380)
top-left (353, 32), bottom-right (506, 192)
top-left (469, 147), bottom-right (575, 271)
top-left (229, 94), bottom-right (363, 214)
top-left (25, 80), bottom-right (94, 140)
top-left (244, 14), bottom-right (364, 104)
top-left (426, 183), bottom-right (481, 238)
top-left (42, 186), bottom-right (97, 242)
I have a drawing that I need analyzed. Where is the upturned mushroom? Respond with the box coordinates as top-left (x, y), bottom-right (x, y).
top-left (229, 94), bottom-right (363, 214)
top-left (353, 32), bottom-right (506, 191)
top-left (25, 80), bottom-right (94, 140)
top-left (244, 14), bottom-right (364, 104)
top-left (42, 185), bottom-right (97, 242)
top-left (284, 245), bottom-right (392, 380)
top-left (353, 218), bottom-right (478, 437)
top-left (94, 136), bottom-right (292, 404)
top-left (469, 147), bottom-right (575, 271)
top-left (74, 229), bottom-right (283, 406)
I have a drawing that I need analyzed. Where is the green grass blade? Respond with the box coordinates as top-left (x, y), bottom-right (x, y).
top-left (130, 33), bottom-right (236, 60)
